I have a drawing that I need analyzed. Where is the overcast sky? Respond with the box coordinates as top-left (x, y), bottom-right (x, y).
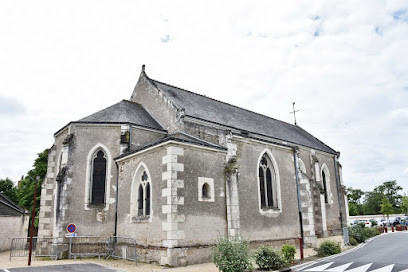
top-left (1, 0), bottom-right (407, 193)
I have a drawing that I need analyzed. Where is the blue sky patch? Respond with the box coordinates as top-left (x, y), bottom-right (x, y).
top-left (393, 9), bottom-right (408, 22)
top-left (161, 34), bottom-right (171, 43)
top-left (0, 96), bottom-right (25, 116)
top-left (375, 25), bottom-right (383, 36)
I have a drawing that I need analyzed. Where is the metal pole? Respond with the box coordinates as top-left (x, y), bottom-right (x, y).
top-left (28, 176), bottom-right (40, 266)
top-left (293, 149), bottom-right (304, 249)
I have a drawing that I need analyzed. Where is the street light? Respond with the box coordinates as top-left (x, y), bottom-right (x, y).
top-left (27, 175), bottom-right (40, 266)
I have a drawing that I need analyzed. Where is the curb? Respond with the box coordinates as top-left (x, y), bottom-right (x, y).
top-left (290, 233), bottom-right (385, 271)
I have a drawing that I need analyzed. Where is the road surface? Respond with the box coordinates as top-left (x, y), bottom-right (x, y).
top-left (297, 233), bottom-right (408, 272)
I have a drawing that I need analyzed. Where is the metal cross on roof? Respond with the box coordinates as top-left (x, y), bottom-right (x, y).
top-left (290, 102), bottom-right (299, 125)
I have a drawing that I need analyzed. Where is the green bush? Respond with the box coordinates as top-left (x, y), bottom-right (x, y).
top-left (348, 225), bottom-right (368, 243)
top-left (370, 220), bottom-right (378, 227)
top-left (364, 227), bottom-right (380, 237)
top-left (349, 237), bottom-right (358, 246)
top-left (212, 236), bottom-right (253, 272)
top-left (254, 246), bottom-right (284, 270)
top-left (348, 225), bottom-right (379, 244)
top-left (316, 241), bottom-right (341, 257)
top-left (281, 244), bottom-right (296, 265)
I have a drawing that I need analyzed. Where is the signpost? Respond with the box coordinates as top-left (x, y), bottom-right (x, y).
top-left (67, 223), bottom-right (76, 233)
top-left (67, 223), bottom-right (77, 260)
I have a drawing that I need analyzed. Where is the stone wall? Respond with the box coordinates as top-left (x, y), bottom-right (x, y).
top-left (0, 214), bottom-right (29, 251)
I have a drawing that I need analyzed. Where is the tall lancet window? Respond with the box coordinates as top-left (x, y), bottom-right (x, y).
top-left (131, 164), bottom-right (152, 220)
top-left (258, 153), bottom-right (278, 209)
top-left (322, 171), bottom-right (328, 204)
top-left (91, 150), bottom-right (107, 204)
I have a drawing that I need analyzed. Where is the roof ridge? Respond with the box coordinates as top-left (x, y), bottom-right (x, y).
top-left (122, 99), bottom-right (143, 107)
top-left (149, 78), bottom-right (298, 129)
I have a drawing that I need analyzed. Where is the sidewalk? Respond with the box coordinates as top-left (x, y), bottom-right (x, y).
top-left (0, 235), bottom-right (347, 271)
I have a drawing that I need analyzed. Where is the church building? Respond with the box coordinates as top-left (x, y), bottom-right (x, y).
top-left (38, 66), bottom-right (348, 266)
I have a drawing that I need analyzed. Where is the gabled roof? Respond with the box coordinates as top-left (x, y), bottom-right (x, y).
top-left (0, 192), bottom-right (27, 215)
top-left (148, 78), bottom-right (336, 154)
top-left (115, 131), bottom-right (227, 161)
top-left (78, 100), bottom-right (164, 131)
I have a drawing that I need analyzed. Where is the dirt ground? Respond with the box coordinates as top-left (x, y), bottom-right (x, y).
top-left (0, 235), bottom-right (346, 271)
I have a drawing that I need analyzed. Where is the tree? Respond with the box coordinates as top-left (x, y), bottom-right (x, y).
top-left (402, 195), bottom-right (408, 215)
top-left (377, 180), bottom-right (403, 212)
top-left (347, 187), bottom-right (365, 215)
top-left (380, 197), bottom-right (393, 220)
top-left (0, 177), bottom-right (18, 203)
top-left (363, 190), bottom-right (383, 215)
top-left (17, 149), bottom-right (49, 228)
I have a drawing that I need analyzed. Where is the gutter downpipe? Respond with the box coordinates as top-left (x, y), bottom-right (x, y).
top-left (333, 154), bottom-right (344, 230)
top-left (114, 161), bottom-right (119, 237)
top-left (115, 124), bottom-right (131, 237)
top-left (293, 148), bottom-right (304, 248)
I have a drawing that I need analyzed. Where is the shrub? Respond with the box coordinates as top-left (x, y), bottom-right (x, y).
top-left (316, 241), bottom-right (341, 257)
top-left (212, 236), bottom-right (253, 272)
top-left (364, 227), bottom-right (380, 238)
top-left (348, 225), bottom-right (368, 243)
top-left (370, 220), bottom-right (378, 227)
top-left (254, 246), bottom-right (284, 270)
top-left (349, 237), bottom-right (358, 246)
top-left (281, 244), bottom-right (296, 265)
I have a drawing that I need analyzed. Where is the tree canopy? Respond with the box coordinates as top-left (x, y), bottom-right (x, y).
top-left (347, 180), bottom-right (406, 216)
top-left (1, 149), bottom-right (49, 229)
top-left (0, 177), bottom-right (18, 203)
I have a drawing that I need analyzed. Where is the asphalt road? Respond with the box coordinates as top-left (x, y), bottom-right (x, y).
top-left (297, 233), bottom-right (408, 272)
top-left (2, 263), bottom-right (118, 272)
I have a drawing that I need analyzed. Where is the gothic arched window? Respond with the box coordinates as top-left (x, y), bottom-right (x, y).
top-left (320, 163), bottom-right (332, 205)
top-left (322, 171), bottom-right (328, 203)
top-left (91, 150), bottom-right (107, 204)
top-left (258, 153), bottom-right (278, 209)
top-left (131, 165), bottom-right (152, 220)
top-left (138, 184), bottom-right (144, 216)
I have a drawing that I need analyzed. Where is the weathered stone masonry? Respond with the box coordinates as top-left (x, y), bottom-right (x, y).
top-left (161, 145), bottom-right (186, 266)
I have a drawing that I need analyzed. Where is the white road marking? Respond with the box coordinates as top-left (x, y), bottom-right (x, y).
top-left (398, 269), bottom-right (408, 272)
top-left (344, 263), bottom-right (373, 272)
top-left (326, 262), bottom-right (353, 272)
top-left (3, 269), bottom-right (10, 272)
top-left (305, 262), bottom-right (334, 271)
top-left (368, 264), bottom-right (394, 272)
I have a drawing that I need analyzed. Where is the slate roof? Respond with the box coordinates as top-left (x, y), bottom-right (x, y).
top-left (116, 131), bottom-right (227, 160)
top-left (0, 192), bottom-right (27, 215)
top-left (149, 78), bottom-right (336, 154)
top-left (77, 100), bottom-right (165, 131)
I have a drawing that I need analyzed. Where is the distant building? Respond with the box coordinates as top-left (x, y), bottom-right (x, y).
top-left (0, 192), bottom-right (29, 251)
top-left (38, 66), bottom-right (348, 266)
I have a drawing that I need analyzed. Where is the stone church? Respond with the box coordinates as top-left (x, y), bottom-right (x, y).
top-left (38, 66), bottom-right (348, 266)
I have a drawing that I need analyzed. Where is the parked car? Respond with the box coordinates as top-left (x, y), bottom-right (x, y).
top-left (375, 218), bottom-right (386, 227)
top-left (388, 217), bottom-right (401, 226)
top-left (356, 219), bottom-right (372, 228)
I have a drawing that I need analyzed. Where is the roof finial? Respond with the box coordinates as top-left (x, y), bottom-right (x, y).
top-left (290, 102), bottom-right (299, 125)
top-left (142, 64), bottom-right (145, 73)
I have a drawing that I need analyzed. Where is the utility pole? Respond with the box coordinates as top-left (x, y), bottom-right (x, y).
top-left (28, 176), bottom-right (40, 266)
top-left (290, 102), bottom-right (299, 125)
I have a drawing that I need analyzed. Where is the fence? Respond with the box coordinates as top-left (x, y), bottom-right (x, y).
top-left (10, 236), bottom-right (137, 263)
top-left (9, 237), bottom-right (59, 260)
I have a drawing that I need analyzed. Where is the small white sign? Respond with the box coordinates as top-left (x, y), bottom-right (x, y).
top-left (65, 233), bottom-right (77, 238)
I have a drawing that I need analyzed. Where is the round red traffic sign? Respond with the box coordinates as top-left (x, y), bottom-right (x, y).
top-left (67, 223), bottom-right (76, 233)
